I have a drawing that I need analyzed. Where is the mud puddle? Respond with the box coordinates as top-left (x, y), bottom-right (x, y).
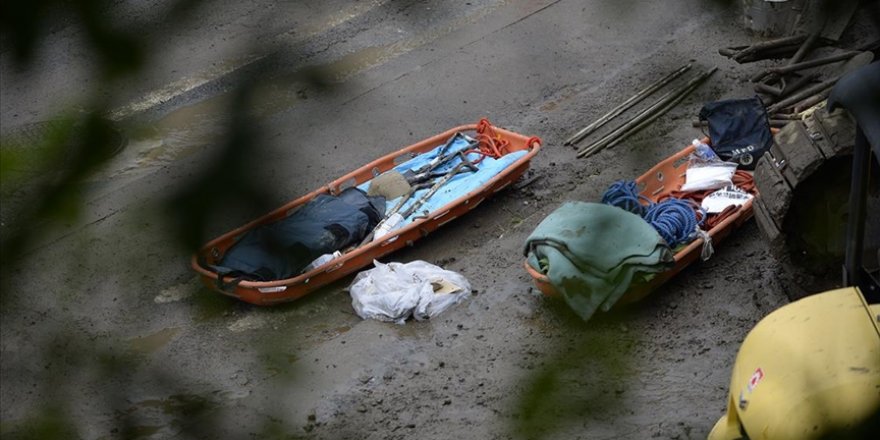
top-left (110, 392), bottom-right (228, 439)
top-left (128, 327), bottom-right (180, 355)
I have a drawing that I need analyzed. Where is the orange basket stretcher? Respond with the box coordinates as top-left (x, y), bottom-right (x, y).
top-left (193, 120), bottom-right (541, 305)
top-left (524, 140), bottom-right (758, 305)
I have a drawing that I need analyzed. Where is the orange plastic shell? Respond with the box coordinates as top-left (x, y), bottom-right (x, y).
top-left (193, 122), bottom-right (541, 305)
top-left (524, 140), bottom-right (758, 305)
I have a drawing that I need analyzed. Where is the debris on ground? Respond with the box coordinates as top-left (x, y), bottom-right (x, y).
top-left (349, 260), bottom-right (471, 324)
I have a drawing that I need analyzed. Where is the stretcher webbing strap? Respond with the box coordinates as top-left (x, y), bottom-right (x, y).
top-left (666, 170), bottom-right (756, 230)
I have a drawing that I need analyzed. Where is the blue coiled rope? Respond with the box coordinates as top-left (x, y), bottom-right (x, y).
top-left (644, 198), bottom-right (701, 247)
top-left (600, 180), bottom-right (652, 216)
top-left (602, 180), bottom-right (706, 248)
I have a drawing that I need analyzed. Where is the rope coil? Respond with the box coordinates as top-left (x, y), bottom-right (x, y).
top-left (468, 118), bottom-right (511, 163)
top-left (600, 181), bottom-right (652, 216)
top-left (644, 198), bottom-right (703, 248)
top-left (602, 180), bottom-right (707, 248)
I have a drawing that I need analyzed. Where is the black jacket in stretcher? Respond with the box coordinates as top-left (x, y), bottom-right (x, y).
top-left (211, 188), bottom-right (385, 281)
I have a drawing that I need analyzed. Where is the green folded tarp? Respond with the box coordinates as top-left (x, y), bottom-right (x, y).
top-left (525, 202), bottom-right (674, 321)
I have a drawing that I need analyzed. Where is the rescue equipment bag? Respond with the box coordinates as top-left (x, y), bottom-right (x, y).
top-left (211, 188), bottom-right (385, 281)
top-left (699, 96), bottom-right (773, 170)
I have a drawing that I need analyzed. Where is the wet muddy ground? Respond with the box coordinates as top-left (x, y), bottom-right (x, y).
top-left (2, 1), bottom-right (877, 439)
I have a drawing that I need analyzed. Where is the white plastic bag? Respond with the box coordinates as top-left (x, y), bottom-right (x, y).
top-left (349, 260), bottom-right (471, 324)
top-left (701, 185), bottom-right (754, 214)
top-left (680, 139), bottom-right (738, 192)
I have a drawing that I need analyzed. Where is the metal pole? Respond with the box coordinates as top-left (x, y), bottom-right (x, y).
top-left (792, 89), bottom-right (831, 113)
top-left (788, 32), bottom-right (821, 65)
top-left (759, 33), bottom-right (821, 85)
top-left (733, 34), bottom-right (807, 63)
top-left (577, 68), bottom-right (717, 158)
top-left (755, 51), bottom-right (861, 81)
top-left (779, 72), bottom-right (819, 97)
top-left (767, 76), bottom-right (838, 113)
top-left (601, 71), bottom-right (715, 152)
top-left (755, 83), bottom-right (782, 96)
top-left (564, 63), bottom-right (692, 146)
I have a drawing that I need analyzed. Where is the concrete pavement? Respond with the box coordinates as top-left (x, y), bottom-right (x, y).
top-left (4, 0), bottom-right (874, 438)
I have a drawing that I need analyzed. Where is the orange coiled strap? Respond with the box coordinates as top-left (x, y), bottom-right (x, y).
top-left (470, 118), bottom-right (511, 161)
top-left (668, 170), bottom-right (756, 230)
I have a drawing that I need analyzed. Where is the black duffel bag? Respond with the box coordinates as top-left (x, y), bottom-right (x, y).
top-left (699, 96), bottom-right (773, 170)
top-left (211, 187), bottom-right (385, 281)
